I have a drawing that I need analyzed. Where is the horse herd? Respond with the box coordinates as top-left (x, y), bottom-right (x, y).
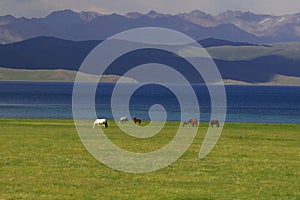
top-left (93, 117), bottom-right (220, 128)
top-left (93, 117), bottom-right (141, 128)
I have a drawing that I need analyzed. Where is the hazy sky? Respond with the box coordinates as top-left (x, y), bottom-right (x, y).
top-left (0, 0), bottom-right (300, 18)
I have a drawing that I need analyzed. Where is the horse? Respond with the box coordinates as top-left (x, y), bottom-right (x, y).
top-left (93, 118), bottom-right (108, 128)
top-left (119, 116), bottom-right (128, 123)
top-left (183, 118), bottom-right (198, 127)
top-left (210, 119), bottom-right (220, 128)
top-left (182, 121), bottom-right (189, 127)
top-left (133, 117), bottom-right (141, 124)
top-left (188, 118), bottom-right (198, 127)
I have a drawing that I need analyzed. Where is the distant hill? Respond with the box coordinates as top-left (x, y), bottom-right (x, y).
top-left (198, 38), bottom-right (264, 48)
top-left (0, 36), bottom-right (100, 70)
top-left (0, 36), bottom-right (262, 70)
top-left (0, 67), bottom-right (137, 83)
top-left (0, 36), bottom-right (300, 84)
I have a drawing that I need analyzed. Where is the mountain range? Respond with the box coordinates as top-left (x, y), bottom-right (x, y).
top-left (1, 9), bottom-right (300, 44)
top-left (0, 9), bottom-right (300, 85)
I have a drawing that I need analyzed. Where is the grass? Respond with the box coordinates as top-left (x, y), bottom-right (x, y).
top-left (206, 43), bottom-right (300, 61)
top-left (0, 118), bottom-right (299, 199)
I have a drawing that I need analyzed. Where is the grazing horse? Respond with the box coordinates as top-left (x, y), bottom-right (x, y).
top-left (210, 119), bottom-right (220, 127)
top-left (188, 118), bottom-right (198, 127)
top-left (119, 116), bottom-right (128, 123)
top-left (93, 118), bottom-right (108, 128)
top-left (182, 121), bottom-right (189, 127)
top-left (133, 117), bottom-right (141, 124)
top-left (183, 118), bottom-right (198, 127)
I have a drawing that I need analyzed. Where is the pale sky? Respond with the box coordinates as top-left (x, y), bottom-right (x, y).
top-left (0, 0), bottom-right (300, 18)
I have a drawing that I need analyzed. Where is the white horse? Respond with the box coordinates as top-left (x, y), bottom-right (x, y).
top-left (119, 116), bottom-right (128, 123)
top-left (93, 119), bottom-right (108, 128)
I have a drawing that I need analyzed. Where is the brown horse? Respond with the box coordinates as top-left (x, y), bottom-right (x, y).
top-left (210, 119), bottom-right (220, 127)
top-left (133, 117), bottom-right (141, 124)
top-left (188, 118), bottom-right (198, 127)
top-left (183, 118), bottom-right (198, 127)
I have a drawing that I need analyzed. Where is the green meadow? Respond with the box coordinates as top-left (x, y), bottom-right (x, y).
top-left (0, 118), bottom-right (299, 199)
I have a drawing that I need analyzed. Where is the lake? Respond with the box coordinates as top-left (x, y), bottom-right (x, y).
top-left (0, 81), bottom-right (299, 124)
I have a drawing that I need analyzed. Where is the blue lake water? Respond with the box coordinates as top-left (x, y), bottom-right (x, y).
top-left (0, 81), bottom-right (300, 124)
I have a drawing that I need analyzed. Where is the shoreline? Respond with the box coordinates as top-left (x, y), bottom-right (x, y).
top-left (1, 80), bottom-right (300, 87)
top-left (1, 67), bottom-right (300, 86)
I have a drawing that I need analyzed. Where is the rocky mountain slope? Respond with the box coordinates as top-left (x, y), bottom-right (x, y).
top-left (2, 9), bottom-right (300, 44)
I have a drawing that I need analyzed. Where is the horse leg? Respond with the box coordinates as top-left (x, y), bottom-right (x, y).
top-left (93, 122), bottom-right (99, 128)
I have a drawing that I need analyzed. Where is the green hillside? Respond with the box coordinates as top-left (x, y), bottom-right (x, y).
top-left (206, 42), bottom-right (300, 61)
top-left (0, 67), bottom-right (137, 83)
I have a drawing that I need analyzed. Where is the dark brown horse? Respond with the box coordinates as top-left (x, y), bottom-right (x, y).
top-left (210, 119), bottom-right (220, 127)
top-left (133, 117), bottom-right (141, 124)
top-left (182, 121), bottom-right (188, 127)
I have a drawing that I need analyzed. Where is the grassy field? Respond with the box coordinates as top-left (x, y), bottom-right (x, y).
top-left (0, 118), bottom-right (299, 199)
